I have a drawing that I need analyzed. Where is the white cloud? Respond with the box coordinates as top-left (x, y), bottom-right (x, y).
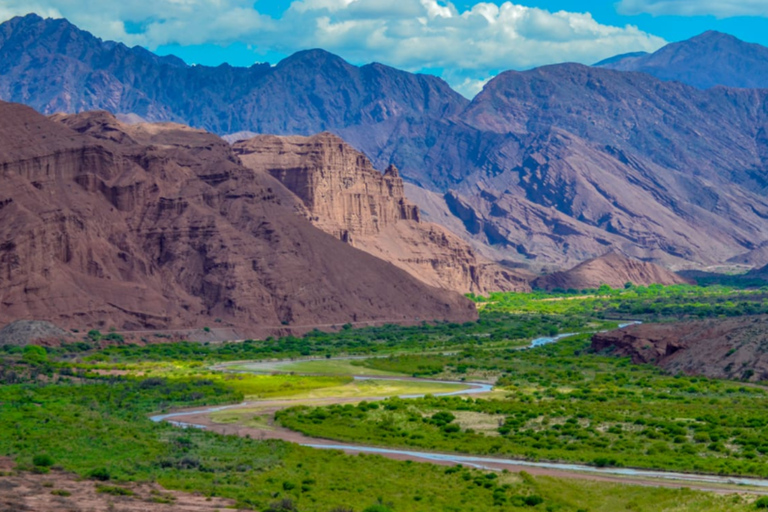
top-left (617, 0), bottom-right (768, 18)
top-left (0, 0), bottom-right (666, 96)
top-left (0, 0), bottom-right (274, 46)
top-left (279, 1), bottom-right (666, 75)
top-left (453, 76), bottom-right (493, 98)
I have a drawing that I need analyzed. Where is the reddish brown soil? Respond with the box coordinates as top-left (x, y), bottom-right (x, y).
top-left (534, 251), bottom-right (691, 290)
top-left (0, 458), bottom-right (239, 512)
top-left (592, 316), bottom-right (768, 380)
top-left (0, 102), bottom-right (476, 335)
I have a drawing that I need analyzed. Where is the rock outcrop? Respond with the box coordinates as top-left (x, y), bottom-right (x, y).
top-left (0, 102), bottom-right (478, 334)
top-left (592, 317), bottom-right (768, 381)
top-left (533, 252), bottom-right (691, 290)
top-left (235, 133), bottom-right (418, 242)
top-left (0, 321), bottom-right (72, 347)
top-left (234, 133), bottom-right (530, 294)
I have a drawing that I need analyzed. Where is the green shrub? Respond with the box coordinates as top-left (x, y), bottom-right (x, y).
top-left (96, 484), bottom-right (134, 496)
top-left (756, 496), bottom-right (768, 509)
top-left (32, 454), bottom-right (54, 467)
top-left (88, 468), bottom-right (111, 481)
top-left (23, 345), bottom-right (48, 363)
top-left (523, 495), bottom-right (544, 506)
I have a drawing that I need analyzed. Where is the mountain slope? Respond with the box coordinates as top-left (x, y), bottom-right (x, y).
top-left (0, 101), bottom-right (477, 333)
top-left (597, 31), bottom-right (768, 89)
top-left (233, 133), bottom-right (531, 294)
top-left (533, 252), bottom-right (691, 290)
top-left (421, 63), bottom-right (768, 267)
top-left (0, 14), bottom-right (467, 136)
top-left (4, 15), bottom-right (768, 270)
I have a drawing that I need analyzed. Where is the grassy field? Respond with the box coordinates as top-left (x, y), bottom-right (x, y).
top-left (4, 284), bottom-right (768, 510)
top-left (3, 361), bottom-right (755, 511)
top-left (286, 378), bottom-right (470, 400)
top-left (228, 358), bottom-right (405, 377)
top-left (279, 335), bottom-right (768, 478)
top-left (472, 284), bottom-right (768, 320)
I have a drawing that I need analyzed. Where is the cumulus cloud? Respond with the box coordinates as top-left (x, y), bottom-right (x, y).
top-left (617, 0), bottom-right (768, 18)
top-left (0, 0), bottom-right (274, 46)
top-left (0, 0), bottom-right (666, 96)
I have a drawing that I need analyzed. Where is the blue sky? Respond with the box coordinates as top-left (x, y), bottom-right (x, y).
top-left (1, 0), bottom-right (767, 97)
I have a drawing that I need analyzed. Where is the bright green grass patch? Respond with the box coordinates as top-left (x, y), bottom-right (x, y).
top-left (69, 361), bottom-right (353, 399)
top-left (209, 409), bottom-right (274, 429)
top-left (214, 373), bottom-right (352, 398)
top-left (532, 475), bottom-right (755, 512)
top-left (287, 378), bottom-right (470, 400)
top-left (228, 358), bottom-right (404, 377)
top-left (279, 336), bottom-right (768, 478)
top-left (472, 284), bottom-right (768, 320)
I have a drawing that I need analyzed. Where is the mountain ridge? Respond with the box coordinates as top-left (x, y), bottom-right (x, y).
top-left (597, 30), bottom-right (768, 89)
top-left (4, 14), bottom-right (768, 270)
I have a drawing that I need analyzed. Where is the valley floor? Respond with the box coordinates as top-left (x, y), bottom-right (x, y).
top-left (3, 284), bottom-right (768, 511)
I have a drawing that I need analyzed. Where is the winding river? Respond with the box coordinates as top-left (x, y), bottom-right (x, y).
top-left (151, 326), bottom-right (768, 492)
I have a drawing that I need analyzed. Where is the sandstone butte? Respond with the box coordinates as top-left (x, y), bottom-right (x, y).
top-left (233, 133), bottom-right (531, 295)
top-left (0, 102), bottom-right (478, 336)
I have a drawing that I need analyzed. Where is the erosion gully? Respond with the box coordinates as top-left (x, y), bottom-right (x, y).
top-left (151, 328), bottom-right (768, 495)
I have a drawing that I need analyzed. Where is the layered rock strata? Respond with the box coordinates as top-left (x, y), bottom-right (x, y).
top-left (234, 133), bottom-right (530, 294)
top-left (0, 102), bottom-right (478, 333)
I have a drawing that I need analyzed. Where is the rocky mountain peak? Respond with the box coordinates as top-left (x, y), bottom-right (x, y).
top-left (597, 30), bottom-right (768, 89)
top-left (234, 133), bottom-right (419, 242)
top-left (384, 164), bottom-right (400, 178)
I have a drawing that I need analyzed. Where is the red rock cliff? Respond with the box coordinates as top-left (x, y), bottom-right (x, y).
top-left (234, 133), bottom-right (530, 294)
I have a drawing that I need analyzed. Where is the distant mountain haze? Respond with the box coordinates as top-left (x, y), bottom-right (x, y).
top-left (2, 13), bottom-right (768, 269)
top-left (597, 31), bottom-right (768, 89)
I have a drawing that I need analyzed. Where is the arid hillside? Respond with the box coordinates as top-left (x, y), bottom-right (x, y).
top-left (592, 316), bottom-right (768, 381)
top-left (533, 252), bottom-right (691, 290)
top-left (234, 133), bottom-right (531, 294)
top-left (0, 102), bottom-right (477, 333)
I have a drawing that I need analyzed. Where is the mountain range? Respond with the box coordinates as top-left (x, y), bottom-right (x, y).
top-left (2, 13), bottom-right (768, 271)
top-left (596, 31), bottom-right (768, 89)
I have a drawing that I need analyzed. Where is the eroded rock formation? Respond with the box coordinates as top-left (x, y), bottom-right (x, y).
top-left (0, 102), bottom-right (477, 334)
top-left (234, 133), bottom-right (530, 294)
top-left (235, 133), bottom-right (418, 242)
top-left (592, 317), bottom-right (768, 381)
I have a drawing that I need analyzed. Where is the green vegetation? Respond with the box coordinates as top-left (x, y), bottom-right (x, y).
top-left (3, 362), bottom-right (723, 512)
top-left (280, 335), bottom-right (768, 477)
top-left (229, 358), bottom-right (405, 377)
top-left (472, 284), bottom-right (768, 320)
top-left (3, 284), bottom-right (768, 510)
top-left (29, 312), bottom-right (598, 364)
